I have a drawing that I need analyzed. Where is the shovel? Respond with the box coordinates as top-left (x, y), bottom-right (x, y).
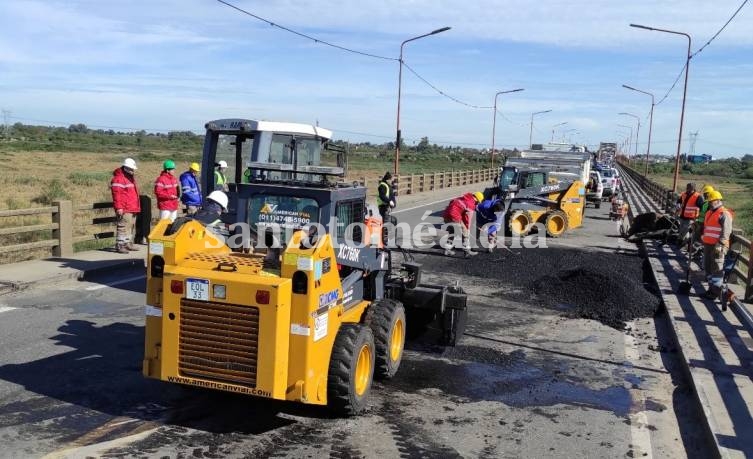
top-left (677, 236), bottom-right (692, 294)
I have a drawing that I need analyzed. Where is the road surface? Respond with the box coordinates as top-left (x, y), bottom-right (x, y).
top-left (0, 194), bottom-right (711, 458)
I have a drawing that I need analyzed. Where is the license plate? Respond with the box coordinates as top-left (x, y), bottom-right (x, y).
top-left (186, 278), bottom-right (209, 301)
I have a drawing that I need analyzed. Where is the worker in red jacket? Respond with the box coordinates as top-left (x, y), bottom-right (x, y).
top-left (154, 159), bottom-right (180, 222)
top-left (442, 191), bottom-right (484, 257)
top-left (111, 158), bottom-right (141, 254)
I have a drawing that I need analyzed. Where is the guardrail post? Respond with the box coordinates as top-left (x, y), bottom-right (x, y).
top-left (746, 238), bottom-right (753, 303)
top-left (730, 231), bottom-right (744, 284)
top-left (135, 195), bottom-right (152, 245)
top-left (52, 200), bottom-right (73, 257)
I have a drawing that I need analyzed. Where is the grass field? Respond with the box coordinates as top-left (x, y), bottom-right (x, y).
top-left (0, 144), bottom-right (493, 263)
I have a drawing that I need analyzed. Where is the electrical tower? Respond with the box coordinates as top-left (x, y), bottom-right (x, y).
top-left (688, 131), bottom-right (699, 155)
top-left (1, 109), bottom-right (10, 139)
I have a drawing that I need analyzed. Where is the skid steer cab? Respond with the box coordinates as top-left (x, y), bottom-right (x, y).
top-left (144, 155), bottom-right (468, 416)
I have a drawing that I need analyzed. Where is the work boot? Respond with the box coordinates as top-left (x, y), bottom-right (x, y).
top-left (702, 286), bottom-right (720, 300)
top-left (116, 244), bottom-right (129, 254)
top-left (443, 247), bottom-right (456, 256)
top-left (126, 242), bottom-right (139, 251)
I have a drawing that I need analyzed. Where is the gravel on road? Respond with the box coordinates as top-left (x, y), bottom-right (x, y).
top-left (410, 246), bottom-right (662, 330)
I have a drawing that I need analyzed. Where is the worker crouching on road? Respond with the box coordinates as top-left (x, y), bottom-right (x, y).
top-left (194, 191), bottom-right (230, 237)
top-left (442, 191), bottom-right (484, 257)
top-left (476, 197), bottom-right (505, 253)
top-left (154, 160), bottom-right (180, 222)
top-left (377, 171), bottom-right (396, 223)
top-left (110, 158), bottom-right (141, 254)
top-left (676, 182), bottom-right (703, 245)
top-left (180, 162), bottom-right (202, 215)
top-left (701, 190), bottom-right (733, 300)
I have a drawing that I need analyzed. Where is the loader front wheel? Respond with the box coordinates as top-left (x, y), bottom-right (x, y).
top-left (367, 299), bottom-right (406, 380)
top-left (327, 325), bottom-right (375, 416)
top-left (508, 210), bottom-right (532, 237)
top-left (545, 210), bottom-right (568, 238)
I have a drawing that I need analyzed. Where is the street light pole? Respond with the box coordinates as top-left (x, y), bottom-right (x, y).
top-left (529, 109), bottom-right (552, 148)
top-left (619, 112), bottom-right (640, 161)
top-left (562, 128), bottom-right (577, 143)
top-left (623, 84), bottom-right (655, 177)
top-left (551, 122), bottom-right (567, 142)
top-left (395, 26), bottom-right (451, 176)
top-left (491, 88), bottom-right (524, 168)
top-left (631, 23), bottom-right (691, 193)
top-left (617, 124), bottom-right (633, 159)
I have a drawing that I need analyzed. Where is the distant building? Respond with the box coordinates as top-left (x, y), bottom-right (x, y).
top-left (686, 154), bottom-right (713, 164)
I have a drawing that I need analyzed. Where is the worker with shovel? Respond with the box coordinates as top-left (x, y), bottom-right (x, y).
top-left (442, 191), bottom-right (484, 257)
top-left (701, 190), bottom-right (733, 300)
top-left (476, 197), bottom-right (505, 253)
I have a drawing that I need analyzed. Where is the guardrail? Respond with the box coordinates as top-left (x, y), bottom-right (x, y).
top-left (0, 197), bottom-right (152, 260)
top-left (1, 167), bottom-right (495, 262)
top-left (0, 205), bottom-right (63, 256)
top-left (358, 168), bottom-right (496, 196)
top-left (618, 160), bottom-right (753, 302)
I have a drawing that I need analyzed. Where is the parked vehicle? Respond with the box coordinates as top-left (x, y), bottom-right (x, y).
top-left (600, 168), bottom-right (619, 199)
top-left (585, 171), bottom-right (603, 208)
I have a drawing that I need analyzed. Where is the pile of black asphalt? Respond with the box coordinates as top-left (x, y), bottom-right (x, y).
top-left (417, 246), bottom-right (662, 330)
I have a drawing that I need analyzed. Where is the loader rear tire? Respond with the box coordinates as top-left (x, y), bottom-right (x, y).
top-left (327, 324), bottom-right (375, 416)
top-left (508, 210), bottom-right (532, 237)
top-left (366, 299), bottom-right (406, 380)
top-left (545, 210), bottom-right (568, 238)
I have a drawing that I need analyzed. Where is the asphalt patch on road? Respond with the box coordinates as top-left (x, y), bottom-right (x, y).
top-left (412, 246), bottom-right (662, 330)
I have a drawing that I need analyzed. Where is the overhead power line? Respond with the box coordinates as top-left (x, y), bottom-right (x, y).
top-left (400, 62), bottom-right (492, 109)
top-left (653, 0), bottom-right (748, 106)
top-left (692, 0), bottom-right (749, 58)
top-left (655, 63), bottom-right (687, 106)
top-left (215, 0), bottom-right (397, 61)
top-left (216, 1), bottom-right (508, 116)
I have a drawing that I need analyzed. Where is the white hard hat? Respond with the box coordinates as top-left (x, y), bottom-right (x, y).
top-left (122, 158), bottom-right (137, 170)
top-left (217, 160), bottom-right (228, 168)
top-left (207, 190), bottom-right (229, 211)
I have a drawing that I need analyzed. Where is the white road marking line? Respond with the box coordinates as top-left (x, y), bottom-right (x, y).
top-left (393, 197), bottom-right (454, 214)
top-left (624, 320), bottom-right (654, 459)
top-left (85, 275), bottom-right (146, 291)
top-left (0, 306), bottom-right (17, 314)
top-left (42, 426), bottom-right (160, 459)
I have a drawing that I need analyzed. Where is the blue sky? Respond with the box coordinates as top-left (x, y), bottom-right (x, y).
top-left (0, 0), bottom-right (751, 156)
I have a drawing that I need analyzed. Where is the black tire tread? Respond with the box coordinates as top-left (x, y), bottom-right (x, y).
top-left (327, 324), bottom-right (374, 416)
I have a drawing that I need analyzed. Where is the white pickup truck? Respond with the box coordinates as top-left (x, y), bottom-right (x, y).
top-left (599, 167), bottom-right (620, 198)
top-left (585, 170), bottom-right (603, 208)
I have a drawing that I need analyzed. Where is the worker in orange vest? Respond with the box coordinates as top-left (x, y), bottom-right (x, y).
top-left (701, 190), bottom-right (733, 300)
top-left (676, 182), bottom-right (703, 244)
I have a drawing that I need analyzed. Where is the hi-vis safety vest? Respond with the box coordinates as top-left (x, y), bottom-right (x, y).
top-left (214, 170), bottom-right (226, 186)
top-left (377, 181), bottom-right (391, 206)
top-left (702, 206), bottom-right (731, 246)
top-left (695, 201), bottom-right (710, 223)
top-left (680, 191), bottom-right (701, 219)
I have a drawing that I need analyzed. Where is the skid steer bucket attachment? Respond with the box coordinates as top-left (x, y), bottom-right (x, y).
top-left (391, 280), bottom-right (468, 346)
